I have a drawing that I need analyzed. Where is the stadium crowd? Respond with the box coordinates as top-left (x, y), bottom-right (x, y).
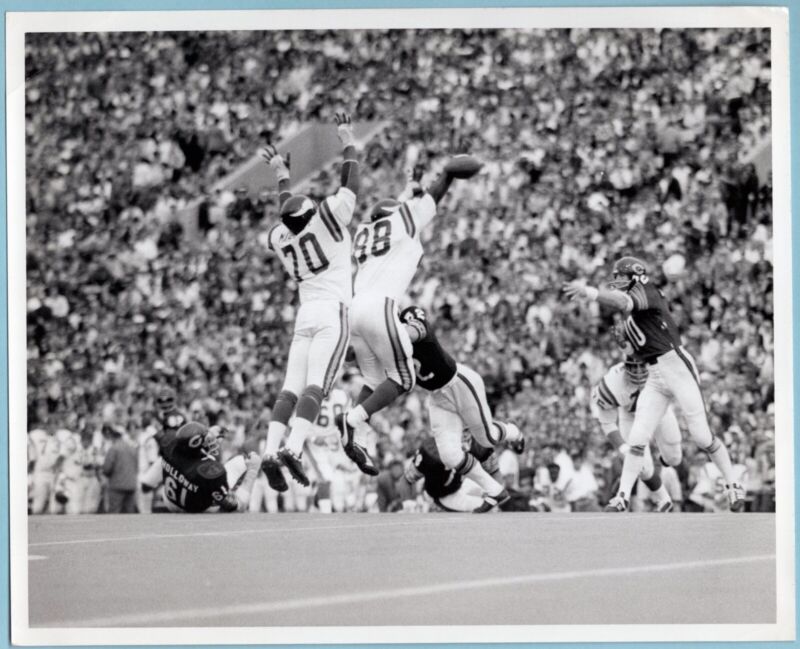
top-left (26, 28), bottom-right (774, 513)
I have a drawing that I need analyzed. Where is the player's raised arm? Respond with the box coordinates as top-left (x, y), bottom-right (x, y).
top-left (562, 278), bottom-right (634, 313)
top-left (258, 144), bottom-right (292, 208)
top-left (425, 154), bottom-right (483, 205)
top-left (334, 112), bottom-right (359, 196)
top-left (317, 112), bottom-right (359, 229)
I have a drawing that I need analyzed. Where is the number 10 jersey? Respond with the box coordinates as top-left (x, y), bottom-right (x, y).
top-left (267, 187), bottom-right (356, 306)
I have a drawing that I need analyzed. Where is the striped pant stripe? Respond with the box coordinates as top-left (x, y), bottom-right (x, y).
top-left (457, 372), bottom-right (492, 444)
top-left (385, 298), bottom-right (413, 391)
top-left (674, 346), bottom-right (707, 412)
top-left (323, 303), bottom-right (349, 395)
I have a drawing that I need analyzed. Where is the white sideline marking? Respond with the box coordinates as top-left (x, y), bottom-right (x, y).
top-left (28, 518), bottom-right (470, 548)
top-left (57, 554), bottom-right (775, 627)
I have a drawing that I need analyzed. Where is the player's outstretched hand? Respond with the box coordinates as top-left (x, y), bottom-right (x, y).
top-left (562, 279), bottom-right (589, 301)
top-left (400, 166), bottom-right (424, 198)
top-left (335, 112), bottom-right (355, 147)
top-left (444, 154), bottom-right (483, 179)
top-left (258, 144), bottom-right (290, 180)
top-left (244, 452), bottom-right (261, 472)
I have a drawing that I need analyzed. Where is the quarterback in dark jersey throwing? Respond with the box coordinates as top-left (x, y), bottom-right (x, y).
top-left (400, 305), bottom-right (524, 512)
top-left (140, 421), bottom-right (260, 513)
top-left (563, 256), bottom-right (745, 512)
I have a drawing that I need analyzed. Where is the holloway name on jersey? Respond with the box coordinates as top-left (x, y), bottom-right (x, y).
top-left (156, 423), bottom-right (237, 513)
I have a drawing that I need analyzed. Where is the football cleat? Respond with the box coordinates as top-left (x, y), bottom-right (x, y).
top-left (604, 493), bottom-right (629, 512)
top-left (727, 483), bottom-right (746, 512)
top-left (335, 413), bottom-right (379, 476)
top-left (655, 499), bottom-right (674, 513)
top-left (473, 489), bottom-right (511, 513)
top-left (277, 448), bottom-right (310, 487)
top-left (261, 454), bottom-right (288, 492)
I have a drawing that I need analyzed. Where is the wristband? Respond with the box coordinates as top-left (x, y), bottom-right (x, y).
top-left (585, 286), bottom-right (599, 301)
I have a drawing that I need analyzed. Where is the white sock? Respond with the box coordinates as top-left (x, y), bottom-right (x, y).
top-left (707, 439), bottom-right (737, 485)
top-left (465, 462), bottom-right (504, 497)
top-left (234, 464), bottom-right (260, 511)
top-left (653, 484), bottom-right (671, 506)
top-left (618, 446), bottom-right (646, 500)
top-left (496, 421), bottom-right (521, 443)
top-left (318, 499), bottom-right (332, 514)
top-left (346, 405), bottom-right (368, 429)
top-left (286, 418), bottom-right (313, 455)
top-left (265, 421), bottom-right (286, 456)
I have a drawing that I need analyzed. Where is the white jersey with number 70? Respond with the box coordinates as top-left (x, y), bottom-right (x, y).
top-left (267, 187), bottom-right (356, 306)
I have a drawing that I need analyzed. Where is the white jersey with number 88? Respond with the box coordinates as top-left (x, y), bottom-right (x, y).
top-left (353, 193), bottom-right (436, 301)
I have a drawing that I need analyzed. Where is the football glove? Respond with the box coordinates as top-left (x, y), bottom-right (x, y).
top-left (258, 144), bottom-right (290, 182)
top-left (334, 112), bottom-right (355, 147)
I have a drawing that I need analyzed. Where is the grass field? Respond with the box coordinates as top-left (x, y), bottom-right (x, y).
top-left (28, 512), bottom-right (775, 628)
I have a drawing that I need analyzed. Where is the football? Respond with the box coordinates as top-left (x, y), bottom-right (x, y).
top-left (444, 154), bottom-right (483, 178)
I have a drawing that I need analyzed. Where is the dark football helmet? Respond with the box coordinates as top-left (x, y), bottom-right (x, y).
top-left (623, 357), bottom-right (649, 387)
top-left (280, 195), bottom-right (317, 234)
top-left (609, 256), bottom-right (648, 290)
top-left (368, 198), bottom-right (401, 222)
top-left (156, 387), bottom-right (177, 413)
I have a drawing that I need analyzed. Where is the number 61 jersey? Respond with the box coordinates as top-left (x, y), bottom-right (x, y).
top-left (267, 187), bottom-right (356, 305)
top-left (353, 193), bottom-right (436, 300)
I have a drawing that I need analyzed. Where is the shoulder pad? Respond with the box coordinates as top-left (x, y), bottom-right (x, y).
top-left (197, 460), bottom-right (226, 480)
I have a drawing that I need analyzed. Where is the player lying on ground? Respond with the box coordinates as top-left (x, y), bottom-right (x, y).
top-left (401, 435), bottom-right (517, 513)
top-left (338, 154), bottom-right (484, 473)
top-left (140, 421), bottom-right (260, 513)
top-left (257, 113), bottom-right (374, 492)
top-left (592, 356), bottom-right (682, 512)
top-left (563, 256), bottom-right (745, 512)
top-left (397, 304), bottom-right (525, 512)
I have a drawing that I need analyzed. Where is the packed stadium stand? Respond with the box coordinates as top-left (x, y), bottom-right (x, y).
top-left (25, 28), bottom-right (774, 513)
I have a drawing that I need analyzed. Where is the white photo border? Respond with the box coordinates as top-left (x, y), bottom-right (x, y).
top-left (7, 5), bottom-right (794, 645)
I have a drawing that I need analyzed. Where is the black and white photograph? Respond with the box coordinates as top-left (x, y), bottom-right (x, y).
top-left (7, 6), bottom-right (794, 645)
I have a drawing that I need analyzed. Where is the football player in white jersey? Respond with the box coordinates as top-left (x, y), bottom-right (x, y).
top-left (28, 427), bottom-right (62, 514)
top-left (51, 428), bottom-right (83, 514)
top-left (338, 155), bottom-right (484, 471)
top-left (592, 358), bottom-right (683, 512)
top-left (304, 383), bottom-right (352, 513)
top-left (258, 113), bottom-right (368, 491)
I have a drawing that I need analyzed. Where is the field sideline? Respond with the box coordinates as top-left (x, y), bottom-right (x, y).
top-left (28, 513), bottom-right (775, 627)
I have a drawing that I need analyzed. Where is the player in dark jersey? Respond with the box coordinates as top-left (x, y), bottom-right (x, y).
top-left (402, 436), bottom-right (509, 512)
top-left (399, 305), bottom-right (525, 512)
top-left (141, 422), bottom-right (260, 513)
top-left (563, 256), bottom-right (745, 512)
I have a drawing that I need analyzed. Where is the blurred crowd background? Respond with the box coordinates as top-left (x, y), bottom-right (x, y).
top-left (26, 27), bottom-right (774, 514)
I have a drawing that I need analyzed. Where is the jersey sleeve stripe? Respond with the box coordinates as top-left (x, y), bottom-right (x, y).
top-left (598, 379), bottom-right (620, 408)
top-left (400, 204), bottom-right (416, 238)
top-left (266, 224), bottom-right (280, 251)
top-left (630, 283), bottom-right (648, 310)
top-left (322, 303), bottom-right (350, 395)
top-left (385, 298), bottom-right (414, 391)
top-left (319, 199), bottom-right (343, 242)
